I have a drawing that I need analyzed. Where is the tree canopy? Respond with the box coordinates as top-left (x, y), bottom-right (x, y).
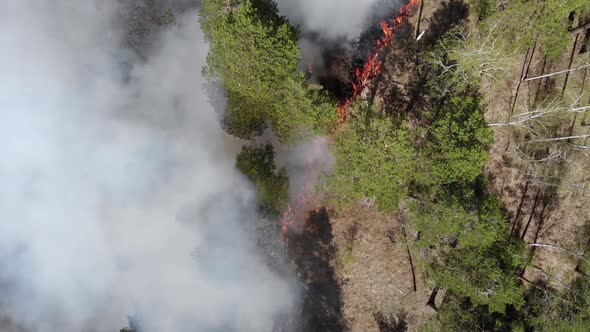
top-left (327, 114), bottom-right (414, 212)
top-left (236, 144), bottom-right (288, 215)
top-left (485, 0), bottom-right (590, 59)
top-left (200, 0), bottom-right (336, 141)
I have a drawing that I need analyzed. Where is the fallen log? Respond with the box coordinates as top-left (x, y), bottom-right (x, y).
top-left (570, 21), bottom-right (590, 35)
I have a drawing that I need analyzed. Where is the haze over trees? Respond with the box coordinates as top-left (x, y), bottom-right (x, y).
top-left (200, 0), bottom-right (590, 330)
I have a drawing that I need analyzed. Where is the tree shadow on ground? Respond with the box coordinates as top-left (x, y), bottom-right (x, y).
top-left (287, 208), bottom-right (347, 332)
top-left (376, 0), bottom-right (469, 123)
top-left (420, 0), bottom-right (469, 47)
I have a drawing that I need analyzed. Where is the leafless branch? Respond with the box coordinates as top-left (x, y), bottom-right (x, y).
top-left (527, 134), bottom-right (590, 143)
top-left (524, 63), bottom-right (590, 82)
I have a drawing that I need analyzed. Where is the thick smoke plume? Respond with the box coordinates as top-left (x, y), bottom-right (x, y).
top-left (275, 0), bottom-right (401, 39)
top-left (0, 1), bottom-right (293, 332)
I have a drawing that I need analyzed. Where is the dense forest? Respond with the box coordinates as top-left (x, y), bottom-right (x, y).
top-left (1, 0), bottom-right (589, 331)
top-left (190, 0), bottom-right (590, 331)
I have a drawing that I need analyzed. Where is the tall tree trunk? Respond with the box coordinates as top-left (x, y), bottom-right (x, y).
top-left (570, 21), bottom-right (590, 35)
top-left (562, 34), bottom-right (580, 96)
top-left (527, 134), bottom-right (590, 143)
top-left (399, 220), bottom-right (417, 292)
top-left (415, 0), bottom-right (425, 39)
top-left (510, 44), bottom-right (536, 116)
top-left (533, 55), bottom-right (548, 107)
top-left (524, 64), bottom-right (590, 82)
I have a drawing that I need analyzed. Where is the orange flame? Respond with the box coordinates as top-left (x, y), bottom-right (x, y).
top-left (281, 0), bottom-right (420, 241)
top-left (336, 0), bottom-right (420, 123)
top-left (279, 138), bottom-right (329, 242)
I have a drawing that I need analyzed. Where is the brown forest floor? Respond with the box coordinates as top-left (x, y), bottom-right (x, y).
top-left (330, 204), bottom-right (436, 332)
top-left (288, 1), bottom-right (590, 331)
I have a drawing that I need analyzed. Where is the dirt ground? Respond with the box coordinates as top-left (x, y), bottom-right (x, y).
top-left (329, 203), bottom-right (436, 332)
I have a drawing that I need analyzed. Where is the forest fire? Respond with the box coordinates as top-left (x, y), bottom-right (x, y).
top-left (280, 137), bottom-right (329, 242)
top-left (337, 0), bottom-right (420, 123)
top-left (281, 0), bottom-right (420, 241)
top-left (280, 189), bottom-right (313, 241)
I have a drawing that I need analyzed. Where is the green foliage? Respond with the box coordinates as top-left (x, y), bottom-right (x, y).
top-left (418, 33), bottom-right (494, 190)
top-left (578, 251), bottom-right (590, 276)
top-left (411, 197), bottom-right (505, 253)
top-left (486, 0), bottom-right (590, 59)
top-left (431, 241), bottom-right (526, 313)
top-left (412, 17), bottom-right (529, 324)
top-left (543, 320), bottom-right (590, 332)
top-left (434, 246), bottom-right (590, 330)
top-left (327, 115), bottom-right (414, 212)
top-left (412, 195), bottom-right (526, 314)
top-left (470, 0), bottom-right (497, 21)
top-left (437, 291), bottom-right (525, 331)
top-left (517, 276), bottom-right (590, 330)
top-left (200, 0), bottom-right (336, 141)
top-left (236, 144), bottom-right (288, 215)
top-left (417, 96), bottom-right (493, 187)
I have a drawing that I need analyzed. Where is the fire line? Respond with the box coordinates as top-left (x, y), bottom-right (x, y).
top-left (336, 0), bottom-right (421, 123)
top-left (281, 0), bottom-right (421, 243)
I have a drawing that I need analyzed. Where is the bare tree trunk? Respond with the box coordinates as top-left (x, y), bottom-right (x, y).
top-left (524, 64), bottom-right (590, 82)
top-left (415, 0), bottom-right (425, 39)
top-left (569, 105), bottom-right (590, 112)
top-left (528, 243), bottom-right (585, 259)
top-left (510, 44), bottom-right (536, 116)
top-left (528, 243), bottom-right (569, 251)
top-left (562, 34), bottom-right (580, 96)
top-left (505, 46), bottom-right (535, 152)
top-left (527, 134), bottom-right (590, 143)
top-left (570, 68), bottom-right (587, 135)
top-left (570, 21), bottom-right (590, 35)
top-left (489, 104), bottom-right (590, 127)
top-left (532, 265), bottom-right (573, 289)
top-left (533, 55), bottom-right (548, 107)
top-left (399, 218), bottom-right (417, 292)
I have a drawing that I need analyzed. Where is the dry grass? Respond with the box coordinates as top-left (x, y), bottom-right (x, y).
top-left (329, 203), bottom-right (436, 332)
top-left (484, 22), bottom-right (590, 289)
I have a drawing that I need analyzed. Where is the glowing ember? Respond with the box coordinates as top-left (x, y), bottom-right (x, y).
top-left (336, 0), bottom-right (420, 123)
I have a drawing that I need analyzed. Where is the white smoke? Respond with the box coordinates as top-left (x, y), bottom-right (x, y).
top-left (275, 0), bottom-right (401, 39)
top-left (282, 138), bottom-right (334, 201)
top-left (0, 1), bottom-right (293, 332)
